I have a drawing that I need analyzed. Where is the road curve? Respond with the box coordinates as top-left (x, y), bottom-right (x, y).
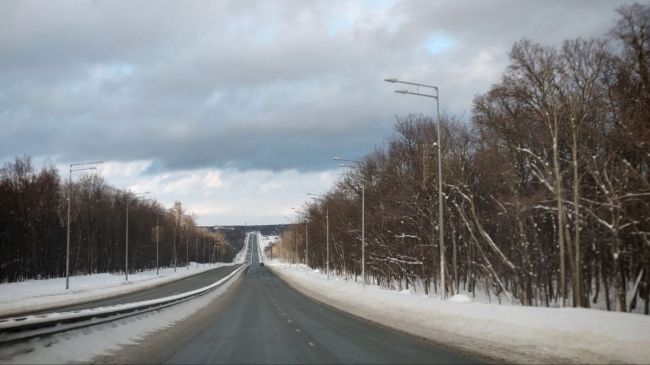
top-left (162, 234), bottom-right (480, 364)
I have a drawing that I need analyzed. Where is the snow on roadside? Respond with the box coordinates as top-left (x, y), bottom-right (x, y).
top-left (257, 234), bottom-right (278, 254)
top-left (263, 239), bottom-right (650, 363)
top-left (0, 242), bottom-right (249, 318)
top-left (0, 265), bottom-right (246, 364)
top-left (232, 232), bottom-right (252, 264)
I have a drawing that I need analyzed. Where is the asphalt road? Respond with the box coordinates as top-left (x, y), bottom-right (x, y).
top-left (163, 234), bottom-right (480, 364)
top-left (25, 237), bottom-right (251, 316)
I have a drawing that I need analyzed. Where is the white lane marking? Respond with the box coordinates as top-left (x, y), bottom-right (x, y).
top-left (287, 319), bottom-right (292, 323)
top-left (295, 328), bottom-right (301, 333)
top-left (308, 342), bottom-right (315, 347)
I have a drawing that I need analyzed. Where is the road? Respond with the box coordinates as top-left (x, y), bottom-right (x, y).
top-left (157, 234), bottom-right (480, 364)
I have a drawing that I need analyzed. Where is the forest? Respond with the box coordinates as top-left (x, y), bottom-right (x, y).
top-left (0, 157), bottom-right (236, 283)
top-left (271, 4), bottom-right (650, 313)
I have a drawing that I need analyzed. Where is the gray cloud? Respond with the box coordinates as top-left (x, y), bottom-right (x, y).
top-left (0, 0), bottom-right (633, 172)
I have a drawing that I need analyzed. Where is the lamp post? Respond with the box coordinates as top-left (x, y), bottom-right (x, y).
top-left (66, 161), bottom-right (103, 290)
top-left (292, 207), bottom-right (307, 266)
top-left (307, 193), bottom-right (329, 279)
top-left (125, 191), bottom-right (149, 281)
top-left (186, 212), bottom-right (190, 271)
top-left (334, 157), bottom-right (366, 287)
top-left (385, 77), bottom-right (446, 299)
top-left (156, 212), bottom-right (162, 276)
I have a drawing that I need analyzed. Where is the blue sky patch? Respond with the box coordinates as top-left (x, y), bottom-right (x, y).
top-left (422, 33), bottom-right (456, 54)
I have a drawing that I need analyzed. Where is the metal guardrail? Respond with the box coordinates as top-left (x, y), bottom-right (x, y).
top-left (0, 262), bottom-right (250, 346)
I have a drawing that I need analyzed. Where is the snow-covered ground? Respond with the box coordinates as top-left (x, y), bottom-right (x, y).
top-left (0, 264), bottom-right (247, 364)
top-left (258, 234), bottom-right (278, 254)
top-left (0, 239), bottom-right (250, 318)
top-left (260, 233), bottom-right (650, 364)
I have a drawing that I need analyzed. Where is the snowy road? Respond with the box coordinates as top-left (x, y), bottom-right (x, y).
top-left (102, 234), bottom-right (480, 364)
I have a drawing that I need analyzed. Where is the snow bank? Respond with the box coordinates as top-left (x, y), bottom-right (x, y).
top-left (269, 261), bottom-right (650, 364)
top-left (258, 234), bottom-right (278, 253)
top-left (232, 233), bottom-right (251, 264)
top-left (0, 264), bottom-right (247, 364)
top-left (0, 243), bottom-right (249, 318)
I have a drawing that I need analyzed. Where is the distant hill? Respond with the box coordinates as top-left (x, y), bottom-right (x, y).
top-left (200, 224), bottom-right (287, 251)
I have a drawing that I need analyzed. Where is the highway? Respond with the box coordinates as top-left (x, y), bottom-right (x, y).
top-left (118, 233), bottom-right (481, 364)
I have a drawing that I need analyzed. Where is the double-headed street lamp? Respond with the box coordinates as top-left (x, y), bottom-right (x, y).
top-left (66, 160), bottom-right (103, 290)
top-left (385, 77), bottom-right (446, 299)
top-left (334, 157), bottom-right (366, 288)
top-left (125, 191), bottom-right (149, 281)
top-left (307, 193), bottom-right (329, 280)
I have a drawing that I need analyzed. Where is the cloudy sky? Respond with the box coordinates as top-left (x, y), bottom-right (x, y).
top-left (0, 0), bottom-right (634, 225)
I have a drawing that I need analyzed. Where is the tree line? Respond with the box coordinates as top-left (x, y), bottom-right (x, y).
top-left (0, 156), bottom-right (236, 283)
top-left (272, 4), bottom-right (649, 313)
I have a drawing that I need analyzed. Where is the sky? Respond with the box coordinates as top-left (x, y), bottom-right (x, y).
top-left (0, 0), bottom-right (636, 225)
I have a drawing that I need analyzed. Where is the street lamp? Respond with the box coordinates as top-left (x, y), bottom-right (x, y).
top-left (292, 207), bottom-right (307, 266)
top-left (307, 193), bottom-right (330, 280)
top-left (385, 77), bottom-right (446, 299)
top-left (155, 211), bottom-right (163, 276)
top-left (334, 157), bottom-right (366, 288)
top-left (125, 191), bottom-right (149, 281)
top-left (186, 210), bottom-right (192, 271)
top-left (66, 160), bottom-right (103, 290)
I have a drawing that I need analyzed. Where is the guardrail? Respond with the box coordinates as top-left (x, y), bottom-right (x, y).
top-left (0, 262), bottom-right (250, 346)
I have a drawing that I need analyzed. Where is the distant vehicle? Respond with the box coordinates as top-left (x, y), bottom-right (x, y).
top-left (260, 262), bottom-right (265, 267)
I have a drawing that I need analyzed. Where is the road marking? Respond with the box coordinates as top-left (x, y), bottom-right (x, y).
top-left (287, 319), bottom-right (292, 323)
top-left (308, 342), bottom-right (315, 347)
